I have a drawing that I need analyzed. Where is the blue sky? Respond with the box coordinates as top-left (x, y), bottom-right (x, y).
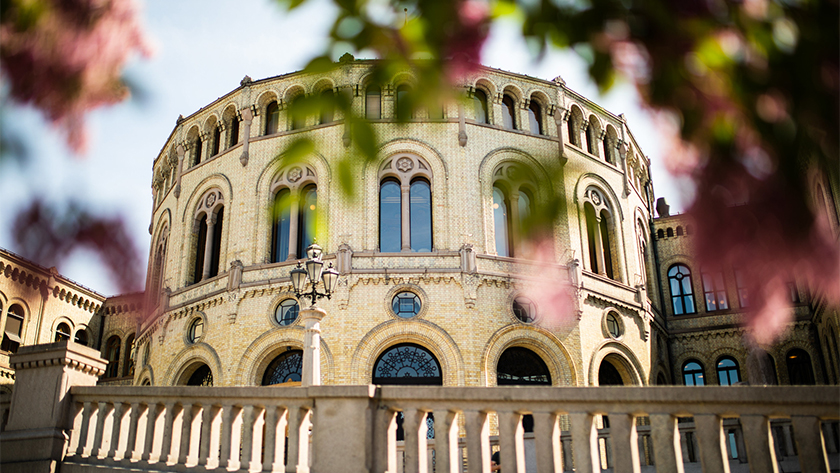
top-left (0, 0), bottom-right (686, 296)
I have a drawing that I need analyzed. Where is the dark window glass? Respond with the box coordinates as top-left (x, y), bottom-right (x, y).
top-left (585, 205), bottom-right (599, 273)
top-left (502, 95), bottom-right (516, 129)
top-left (657, 229), bottom-right (664, 239)
top-left (194, 137), bottom-right (202, 165)
top-left (586, 123), bottom-right (595, 154)
top-left (606, 314), bottom-right (621, 338)
top-left (229, 117), bottom-right (239, 147)
top-left (669, 264), bottom-right (696, 315)
top-left (497, 347), bottom-right (551, 385)
top-left (567, 115), bottom-right (580, 146)
top-left (187, 364), bottom-right (213, 386)
top-left (518, 191), bottom-right (531, 234)
top-left (320, 89), bottom-right (335, 124)
top-left (512, 297), bottom-right (536, 323)
top-left (392, 292), bottom-right (421, 318)
top-left (788, 281), bottom-right (799, 303)
top-left (734, 268), bottom-right (749, 308)
top-left (272, 189), bottom-right (292, 263)
top-left (676, 226), bottom-right (684, 236)
top-left (666, 227), bottom-right (674, 237)
top-left (396, 84), bottom-right (412, 120)
top-left (212, 126), bottom-right (221, 155)
top-left (786, 349), bottom-right (815, 385)
top-left (410, 180), bottom-right (432, 252)
top-left (380, 180), bottom-right (401, 252)
top-left (265, 101), bottom-right (280, 135)
top-left (366, 86), bottom-right (381, 119)
top-left (74, 329), bottom-right (89, 346)
top-left (105, 336), bottom-right (121, 378)
top-left (701, 267), bottom-right (729, 312)
top-left (528, 101), bottom-right (542, 134)
top-left (188, 318), bottom-right (203, 343)
top-left (683, 361), bottom-right (705, 386)
top-left (124, 335), bottom-right (135, 377)
top-left (493, 187), bottom-right (509, 257)
top-left (55, 323), bottom-right (71, 342)
top-left (599, 361), bottom-right (624, 386)
top-left (716, 357), bottom-right (740, 385)
top-left (209, 208), bottom-right (223, 278)
top-left (599, 210), bottom-right (614, 279)
top-left (298, 186), bottom-right (317, 257)
top-left (275, 299), bottom-right (300, 326)
top-left (1, 304), bottom-right (24, 353)
top-left (192, 215), bottom-right (208, 284)
top-left (373, 343), bottom-right (442, 385)
top-left (291, 96), bottom-right (306, 130)
top-left (262, 350), bottom-right (303, 385)
top-left (473, 89), bottom-right (488, 124)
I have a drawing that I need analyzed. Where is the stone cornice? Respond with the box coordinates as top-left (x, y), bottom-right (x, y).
top-left (9, 342), bottom-right (107, 376)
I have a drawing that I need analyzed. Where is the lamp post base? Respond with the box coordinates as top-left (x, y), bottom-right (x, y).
top-left (300, 306), bottom-right (327, 387)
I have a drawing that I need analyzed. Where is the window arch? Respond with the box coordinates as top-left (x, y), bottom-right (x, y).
top-left (666, 227), bottom-right (674, 237)
top-left (270, 166), bottom-right (318, 262)
top-left (493, 186), bottom-right (510, 257)
top-left (786, 348), bottom-right (815, 385)
top-left (262, 350), bottom-right (303, 385)
top-left (497, 346), bottom-right (550, 432)
top-left (210, 124), bottom-right (221, 156)
top-left (582, 188), bottom-right (618, 280)
top-left (55, 322), bottom-right (71, 342)
top-left (366, 85), bottom-right (381, 119)
top-left (191, 189), bottom-right (224, 285)
top-left (373, 343), bottom-right (442, 385)
top-left (668, 264), bottom-right (696, 315)
top-left (603, 125), bottom-right (618, 164)
top-left (701, 266), bottom-right (728, 312)
top-left (492, 163), bottom-right (535, 258)
top-left (289, 95), bottom-right (306, 130)
top-left (528, 100), bottom-right (543, 135)
top-left (1, 304), bottom-right (25, 353)
top-left (472, 89), bottom-right (488, 124)
top-left (226, 111), bottom-right (240, 147)
top-left (320, 89), bottom-right (335, 124)
top-left (74, 328), bottom-right (89, 346)
top-left (193, 135), bottom-right (203, 165)
top-left (104, 336), bottom-right (121, 378)
top-left (396, 84), bottom-right (413, 120)
top-left (585, 116), bottom-right (600, 155)
top-left (378, 155), bottom-right (433, 253)
top-left (501, 94), bottom-right (516, 129)
top-left (149, 228), bottom-right (167, 308)
top-left (567, 106), bottom-right (583, 147)
top-left (264, 100), bottom-right (280, 135)
top-left (186, 364), bottom-right (214, 386)
top-left (683, 360), bottom-right (705, 385)
top-left (123, 334), bottom-right (136, 377)
top-left (716, 356), bottom-right (740, 385)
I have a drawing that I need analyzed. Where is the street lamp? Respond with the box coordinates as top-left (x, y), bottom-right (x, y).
top-left (289, 243), bottom-right (340, 307)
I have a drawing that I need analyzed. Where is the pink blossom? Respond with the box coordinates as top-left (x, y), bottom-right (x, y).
top-left (516, 237), bottom-right (578, 331)
top-left (443, 0), bottom-right (490, 82)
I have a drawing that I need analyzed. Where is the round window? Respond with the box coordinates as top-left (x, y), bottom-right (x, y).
top-left (606, 313), bottom-right (621, 338)
top-left (275, 299), bottom-right (300, 326)
top-left (392, 292), bottom-right (421, 318)
top-left (512, 297), bottom-right (536, 323)
top-left (188, 318), bottom-right (204, 343)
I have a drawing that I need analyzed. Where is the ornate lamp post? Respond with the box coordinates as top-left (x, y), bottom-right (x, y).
top-left (289, 243), bottom-right (339, 386)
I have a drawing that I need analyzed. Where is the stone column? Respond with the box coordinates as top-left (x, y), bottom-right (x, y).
top-left (458, 102), bottom-right (467, 146)
top-left (300, 306), bottom-right (327, 387)
top-left (509, 190), bottom-right (521, 255)
top-left (174, 144), bottom-right (185, 198)
top-left (401, 183), bottom-right (411, 251)
top-left (0, 341), bottom-right (107, 473)
top-left (287, 194), bottom-right (300, 261)
top-left (202, 213), bottom-right (217, 280)
top-left (239, 108), bottom-right (253, 166)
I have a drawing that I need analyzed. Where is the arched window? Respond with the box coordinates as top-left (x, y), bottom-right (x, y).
top-left (492, 165), bottom-right (535, 258)
top-left (567, 108), bottom-right (582, 147)
top-left (228, 115), bottom-right (240, 147)
top-left (298, 185), bottom-right (317, 257)
top-left (74, 329), bottom-right (89, 346)
top-left (498, 347), bottom-right (550, 432)
top-left (716, 357), bottom-right (740, 385)
top-left (193, 136), bottom-right (203, 165)
top-left (493, 186), bottom-right (510, 257)
top-left (123, 334), bottom-right (136, 377)
top-left (272, 189), bottom-right (292, 263)
top-left (1, 304), bottom-right (24, 353)
top-left (666, 227), bottom-right (674, 237)
top-left (264, 101), bottom-right (280, 135)
top-left (366, 85), bottom-right (381, 119)
top-left (786, 348), bottom-right (815, 385)
top-left (104, 336), bottom-right (121, 378)
top-left (191, 190), bottom-right (224, 285)
top-left (473, 89), bottom-right (488, 124)
top-left (599, 210), bottom-right (614, 279)
top-left (676, 226), bottom-right (684, 236)
top-left (701, 267), bottom-right (729, 312)
top-left (320, 89), bottom-right (335, 124)
top-left (270, 167), bottom-right (318, 262)
top-left (668, 264), bottom-right (696, 315)
top-left (410, 179), bottom-right (432, 252)
top-left (55, 322), bottom-right (71, 342)
top-left (396, 84), bottom-right (412, 120)
top-left (186, 364), bottom-right (213, 386)
top-left (599, 359), bottom-right (624, 386)
top-left (582, 189), bottom-right (618, 280)
top-left (290, 95), bottom-right (306, 130)
top-left (262, 350), bottom-right (303, 385)
top-left (585, 123), bottom-right (595, 154)
top-left (379, 180), bottom-right (402, 252)
top-left (657, 229), bottom-right (664, 239)
top-left (373, 343), bottom-right (442, 385)
top-left (683, 360), bottom-right (705, 386)
top-left (211, 125), bottom-right (221, 156)
top-left (528, 101), bottom-right (542, 134)
top-left (501, 94), bottom-right (516, 129)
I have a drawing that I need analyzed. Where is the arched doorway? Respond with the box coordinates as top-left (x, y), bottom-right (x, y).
top-left (262, 350), bottom-right (303, 386)
top-left (373, 343), bottom-right (442, 440)
top-left (185, 363), bottom-right (213, 386)
top-left (497, 347), bottom-right (551, 432)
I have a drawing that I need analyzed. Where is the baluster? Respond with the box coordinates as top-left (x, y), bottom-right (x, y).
top-left (176, 402), bottom-right (196, 468)
top-left (404, 408), bottom-right (429, 473)
top-left (140, 403), bottom-right (162, 464)
top-left (649, 414), bottom-right (684, 473)
top-left (561, 433), bottom-right (574, 472)
top-left (263, 406), bottom-right (284, 473)
top-left (372, 406), bottom-right (398, 473)
top-left (218, 403), bottom-right (238, 470)
top-left (791, 415), bottom-right (830, 473)
top-left (66, 401), bottom-right (86, 458)
top-left (740, 415), bottom-right (778, 473)
top-left (694, 414), bottom-right (730, 473)
top-left (608, 413), bottom-right (639, 473)
top-left (240, 404), bottom-right (261, 472)
top-left (106, 402), bottom-right (127, 462)
top-left (498, 410), bottom-right (525, 473)
top-left (198, 404), bottom-right (220, 469)
top-left (463, 409), bottom-right (490, 473)
top-left (159, 401), bottom-right (179, 464)
top-left (91, 401), bottom-right (114, 459)
top-left (121, 402), bottom-right (144, 464)
top-left (286, 405), bottom-right (312, 473)
top-left (433, 410), bottom-right (460, 473)
top-left (569, 412), bottom-right (599, 473)
top-left (532, 412), bottom-right (562, 473)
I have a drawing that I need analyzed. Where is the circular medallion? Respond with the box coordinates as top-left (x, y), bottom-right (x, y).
top-left (205, 193), bottom-right (216, 207)
top-left (397, 157), bottom-right (414, 173)
top-left (288, 167), bottom-right (303, 182)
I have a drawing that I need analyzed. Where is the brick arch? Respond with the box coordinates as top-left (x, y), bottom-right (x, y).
top-left (164, 342), bottom-right (224, 386)
top-left (233, 326), bottom-right (335, 386)
top-left (135, 365), bottom-right (155, 386)
top-left (350, 319), bottom-right (465, 386)
top-left (49, 316), bottom-right (75, 340)
top-left (588, 341), bottom-right (646, 386)
top-left (482, 325), bottom-right (577, 387)
top-left (673, 348), bottom-right (711, 384)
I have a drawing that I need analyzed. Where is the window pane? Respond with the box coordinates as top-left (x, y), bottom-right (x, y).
top-left (320, 90), bottom-right (334, 124)
top-left (298, 186), bottom-right (317, 257)
top-left (380, 181), bottom-right (401, 252)
top-left (366, 86), bottom-right (381, 119)
top-left (493, 187), bottom-right (509, 257)
top-left (410, 180), bottom-right (432, 252)
top-left (502, 95), bottom-right (515, 129)
top-left (528, 102), bottom-right (541, 134)
top-left (473, 90), bottom-right (487, 123)
top-left (273, 189), bottom-right (292, 262)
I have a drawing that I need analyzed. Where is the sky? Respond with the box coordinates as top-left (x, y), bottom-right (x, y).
top-left (0, 0), bottom-right (687, 297)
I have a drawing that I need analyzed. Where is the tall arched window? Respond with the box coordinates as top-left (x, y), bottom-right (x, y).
top-left (668, 264), bottom-right (696, 315)
top-left (186, 364), bottom-right (213, 386)
top-left (298, 185), bottom-right (317, 257)
top-left (290, 95), bottom-right (306, 130)
top-left (528, 101), bottom-right (542, 134)
top-left (582, 188), bottom-right (618, 280)
top-left (409, 179), bottom-right (432, 252)
top-left (320, 89), bottom-right (335, 124)
top-left (193, 136), bottom-right (203, 165)
top-left (123, 334), bottom-right (136, 377)
top-left (501, 94), bottom-right (516, 129)
top-left (373, 343), bottom-right (442, 385)
top-left (567, 107), bottom-right (582, 147)
top-left (585, 204), bottom-right (600, 274)
top-left (716, 356), bottom-right (740, 385)
top-left (497, 347), bottom-right (550, 432)
top-left (228, 115), bottom-right (240, 147)
top-left (1, 304), bottom-right (24, 353)
top-left (701, 267), bottom-right (729, 312)
top-left (55, 323), bottom-right (71, 342)
top-left (366, 85), bottom-right (381, 119)
top-left (599, 210), bottom-right (614, 279)
top-left (396, 84), bottom-right (412, 120)
top-left (493, 186), bottom-right (510, 257)
top-left (272, 189), bottom-right (292, 262)
top-left (262, 350), bottom-right (303, 385)
top-left (211, 125), bottom-right (221, 156)
top-left (493, 164), bottom-right (536, 258)
top-left (380, 180), bottom-right (402, 252)
top-left (270, 166), bottom-right (319, 261)
top-left (683, 360), bottom-right (705, 385)
top-left (473, 89), bottom-right (488, 124)
top-left (192, 189), bottom-right (224, 285)
top-left (786, 348), bottom-right (815, 385)
top-left (74, 329), bottom-right (89, 346)
top-left (104, 336), bottom-right (121, 378)
top-left (264, 101), bottom-right (280, 135)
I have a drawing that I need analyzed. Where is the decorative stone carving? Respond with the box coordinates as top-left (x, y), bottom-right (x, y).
top-left (288, 166), bottom-right (303, 182)
top-left (397, 157), bottom-right (413, 173)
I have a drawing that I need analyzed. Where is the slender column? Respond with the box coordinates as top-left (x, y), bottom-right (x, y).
top-left (609, 413), bottom-right (640, 473)
top-left (202, 214), bottom-right (217, 279)
top-left (239, 107), bottom-right (253, 166)
top-left (649, 413), bottom-right (684, 473)
top-left (106, 402), bottom-right (127, 461)
top-left (217, 404), bottom-right (237, 471)
top-left (176, 403), bottom-right (195, 468)
top-left (562, 434), bottom-right (574, 472)
top-left (91, 401), bottom-right (114, 459)
top-left (75, 401), bottom-right (96, 457)
top-left (198, 404), bottom-right (221, 468)
top-left (140, 403), bottom-right (162, 464)
top-left (122, 402), bottom-right (144, 463)
top-left (262, 406), bottom-right (283, 473)
top-left (174, 144), bottom-right (185, 198)
top-left (791, 415), bottom-right (830, 473)
top-left (509, 190), bottom-right (521, 255)
top-left (239, 405), bottom-right (259, 472)
top-left (458, 102), bottom-right (468, 146)
top-left (433, 410), bottom-right (460, 473)
top-left (463, 409), bottom-right (490, 473)
top-left (287, 194), bottom-right (300, 260)
top-left (593, 215), bottom-right (607, 276)
top-left (404, 409), bottom-right (429, 473)
top-left (694, 414), bottom-right (731, 473)
top-left (532, 412), bottom-right (562, 473)
top-left (554, 109), bottom-right (567, 159)
top-left (66, 401), bottom-right (86, 458)
top-left (372, 407), bottom-right (398, 473)
top-left (740, 415), bottom-right (778, 473)
top-left (569, 412), bottom-right (600, 473)
top-left (285, 406), bottom-right (311, 473)
top-left (498, 410), bottom-right (526, 473)
top-left (159, 401), bottom-right (179, 464)
top-left (300, 307), bottom-right (326, 387)
top-left (401, 183), bottom-right (411, 251)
